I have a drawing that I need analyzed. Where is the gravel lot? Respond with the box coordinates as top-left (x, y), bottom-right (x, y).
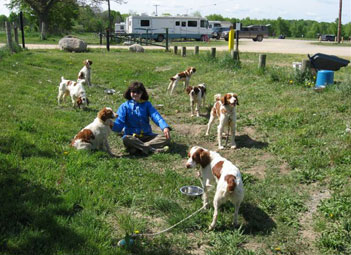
top-left (2, 39), bottom-right (350, 58)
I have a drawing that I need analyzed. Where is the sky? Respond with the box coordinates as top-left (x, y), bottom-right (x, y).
top-left (0, 0), bottom-right (350, 24)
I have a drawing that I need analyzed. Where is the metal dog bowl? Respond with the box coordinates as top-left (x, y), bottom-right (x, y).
top-left (180, 185), bottom-right (204, 197)
top-left (104, 89), bottom-right (116, 95)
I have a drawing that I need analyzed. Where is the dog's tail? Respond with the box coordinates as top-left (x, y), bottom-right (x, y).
top-left (224, 175), bottom-right (237, 192)
top-left (61, 76), bottom-right (65, 82)
top-left (214, 94), bottom-right (221, 101)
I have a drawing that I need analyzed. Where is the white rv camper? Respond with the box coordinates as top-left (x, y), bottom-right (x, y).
top-left (125, 15), bottom-right (211, 42)
top-left (115, 22), bottom-right (126, 34)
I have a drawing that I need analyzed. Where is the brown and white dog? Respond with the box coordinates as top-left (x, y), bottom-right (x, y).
top-left (57, 76), bottom-right (89, 108)
top-left (185, 83), bottom-right (206, 117)
top-left (71, 107), bottom-right (117, 155)
top-left (205, 93), bottom-right (239, 150)
top-left (78, 59), bottom-right (93, 87)
top-left (168, 67), bottom-right (196, 95)
top-left (186, 146), bottom-right (244, 230)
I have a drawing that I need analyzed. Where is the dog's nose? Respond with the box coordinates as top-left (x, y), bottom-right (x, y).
top-left (186, 163), bottom-right (191, 168)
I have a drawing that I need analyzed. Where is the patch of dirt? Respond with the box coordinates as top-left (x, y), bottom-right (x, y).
top-left (155, 66), bottom-right (172, 72)
top-left (172, 123), bottom-right (208, 137)
top-left (242, 241), bottom-right (272, 254)
top-left (299, 185), bottom-right (331, 253)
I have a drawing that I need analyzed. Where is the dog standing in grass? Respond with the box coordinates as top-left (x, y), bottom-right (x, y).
top-left (78, 59), bottom-right (93, 87)
top-left (206, 93), bottom-right (239, 150)
top-left (186, 146), bottom-right (244, 230)
top-left (168, 67), bottom-right (196, 95)
top-left (185, 83), bottom-right (206, 117)
top-left (57, 77), bottom-right (89, 108)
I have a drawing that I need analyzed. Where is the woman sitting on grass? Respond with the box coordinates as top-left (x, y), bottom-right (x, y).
top-left (112, 81), bottom-right (171, 155)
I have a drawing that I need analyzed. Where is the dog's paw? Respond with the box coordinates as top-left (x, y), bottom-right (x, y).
top-left (205, 133), bottom-right (209, 136)
top-left (230, 145), bottom-right (237, 149)
top-left (218, 146), bottom-right (224, 150)
top-left (208, 224), bottom-right (215, 231)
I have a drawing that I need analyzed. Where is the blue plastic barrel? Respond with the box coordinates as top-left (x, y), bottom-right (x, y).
top-left (315, 70), bottom-right (334, 87)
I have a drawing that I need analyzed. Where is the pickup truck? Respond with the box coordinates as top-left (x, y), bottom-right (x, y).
top-left (223, 25), bottom-right (269, 42)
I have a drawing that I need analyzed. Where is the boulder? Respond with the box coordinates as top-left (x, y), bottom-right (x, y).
top-left (129, 44), bottom-right (144, 53)
top-left (59, 36), bottom-right (87, 52)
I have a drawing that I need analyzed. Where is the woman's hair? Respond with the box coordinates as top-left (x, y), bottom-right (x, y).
top-left (123, 81), bottom-right (149, 101)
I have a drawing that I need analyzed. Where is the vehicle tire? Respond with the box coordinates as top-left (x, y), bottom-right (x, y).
top-left (252, 38), bottom-right (257, 41)
top-left (256, 35), bottom-right (263, 42)
top-left (200, 35), bottom-right (206, 41)
top-left (216, 33), bottom-right (221, 40)
top-left (156, 34), bottom-right (164, 42)
top-left (224, 37), bottom-right (228, 41)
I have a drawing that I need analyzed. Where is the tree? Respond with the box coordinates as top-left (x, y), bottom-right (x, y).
top-left (206, 14), bottom-right (225, 21)
top-left (0, 15), bottom-right (8, 30)
top-left (8, 0), bottom-right (61, 39)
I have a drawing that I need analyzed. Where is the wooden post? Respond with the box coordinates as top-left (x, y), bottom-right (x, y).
top-left (173, 46), bottom-right (178, 54)
top-left (182, 46), bottom-right (186, 57)
top-left (165, 28), bottom-right (169, 51)
top-left (301, 59), bottom-right (311, 72)
top-left (5, 21), bottom-right (14, 52)
top-left (211, 47), bottom-right (216, 58)
top-left (13, 23), bottom-right (18, 44)
top-left (19, 11), bottom-right (25, 48)
top-left (231, 50), bottom-right (239, 61)
top-left (258, 54), bottom-right (266, 69)
top-left (106, 29), bottom-right (110, 51)
top-left (194, 45), bottom-right (199, 55)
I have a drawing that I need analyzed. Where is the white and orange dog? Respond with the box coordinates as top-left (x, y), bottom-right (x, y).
top-left (205, 93), bottom-right (239, 150)
top-left (168, 67), bottom-right (196, 95)
top-left (186, 146), bottom-right (244, 230)
top-left (78, 59), bottom-right (93, 87)
top-left (57, 76), bottom-right (89, 108)
top-left (185, 83), bottom-right (206, 117)
top-left (71, 107), bottom-right (117, 155)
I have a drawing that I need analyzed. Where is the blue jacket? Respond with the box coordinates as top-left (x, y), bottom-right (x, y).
top-left (112, 100), bottom-right (169, 136)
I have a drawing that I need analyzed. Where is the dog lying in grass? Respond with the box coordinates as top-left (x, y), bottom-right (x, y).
top-left (71, 107), bottom-right (117, 156)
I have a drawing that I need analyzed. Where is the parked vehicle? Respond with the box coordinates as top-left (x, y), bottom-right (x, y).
top-left (321, 34), bottom-right (335, 41)
top-left (115, 22), bottom-right (126, 34)
top-left (125, 15), bottom-right (211, 42)
top-left (223, 25), bottom-right (269, 42)
top-left (211, 27), bottom-right (230, 39)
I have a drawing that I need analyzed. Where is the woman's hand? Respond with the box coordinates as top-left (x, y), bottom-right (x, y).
top-left (163, 127), bottom-right (171, 139)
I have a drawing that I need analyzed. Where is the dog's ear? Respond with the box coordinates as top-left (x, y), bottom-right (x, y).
top-left (88, 60), bottom-right (93, 65)
top-left (221, 94), bottom-right (227, 105)
top-left (192, 67), bottom-right (196, 73)
top-left (86, 98), bottom-right (90, 105)
top-left (199, 150), bottom-right (211, 168)
top-left (76, 97), bottom-right (82, 108)
top-left (185, 86), bottom-right (192, 94)
top-left (233, 93), bottom-right (239, 105)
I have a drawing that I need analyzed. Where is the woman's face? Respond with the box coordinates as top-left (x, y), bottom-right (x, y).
top-left (130, 89), bottom-right (142, 102)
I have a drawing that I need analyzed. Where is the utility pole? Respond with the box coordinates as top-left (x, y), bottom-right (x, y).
top-left (337, 0), bottom-right (342, 43)
top-left (153, 4), bottom-right (159, 16)
top-left (107, 0), bottom-right (112, 32)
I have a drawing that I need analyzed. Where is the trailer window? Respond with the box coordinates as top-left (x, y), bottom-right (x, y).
top-left (140, 20), bottom-right (150, 27)
top-left (188, 21), bottom-right (197, 27)
top-left (175, 21), bottom-right (180, 26)
top-left (181, 21), bottom-right (186, 27)
top-left (200, 20), bottom-right (207, 28)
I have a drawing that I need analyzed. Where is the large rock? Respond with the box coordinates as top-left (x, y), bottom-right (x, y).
top-left (129, 44), bottom-right (144, 53)
top-left (59, 36), bottom-right (87, 52)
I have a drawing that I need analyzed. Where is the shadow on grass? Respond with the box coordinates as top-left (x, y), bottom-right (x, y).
top-left (0, 158), bottom-right (97, 254)
top-left (236, 134), bottom-right (268, 149)
top-left (240, 202), bottom-right (276, 235)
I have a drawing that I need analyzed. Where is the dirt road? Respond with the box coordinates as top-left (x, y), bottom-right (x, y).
top-left (2, 39), bottom-right (350, 58)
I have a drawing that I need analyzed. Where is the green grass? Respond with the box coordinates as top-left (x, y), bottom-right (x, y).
top-left (0, 47), bottom-right (351, 255)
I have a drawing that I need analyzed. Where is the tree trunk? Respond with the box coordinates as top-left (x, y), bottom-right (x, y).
top-left (39, 15), bottom-right (49, 40)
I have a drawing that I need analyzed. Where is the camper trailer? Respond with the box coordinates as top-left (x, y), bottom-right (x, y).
top-left (115, 22), bottom-right (126, 34)
top-left (125, 15), bottom-right (211, 42)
